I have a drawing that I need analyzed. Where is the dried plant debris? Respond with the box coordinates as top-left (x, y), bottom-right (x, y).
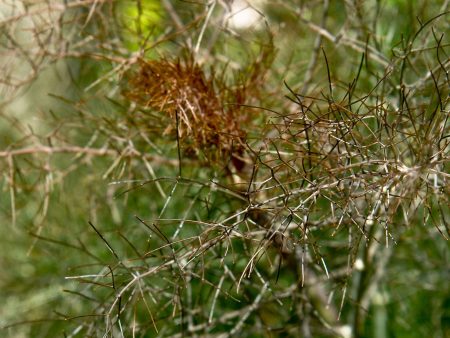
top-left (124, 58), bottom-right (245, 167)
top-left (123, 43), bottom-right (274, 170)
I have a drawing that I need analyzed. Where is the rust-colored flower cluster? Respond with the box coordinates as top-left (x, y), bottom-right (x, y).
top-left (124, 58), bottom-right (249, 168)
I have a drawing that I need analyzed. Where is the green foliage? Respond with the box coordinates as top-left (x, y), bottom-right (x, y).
top-left (118, 0), bottom-right (164, 51)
